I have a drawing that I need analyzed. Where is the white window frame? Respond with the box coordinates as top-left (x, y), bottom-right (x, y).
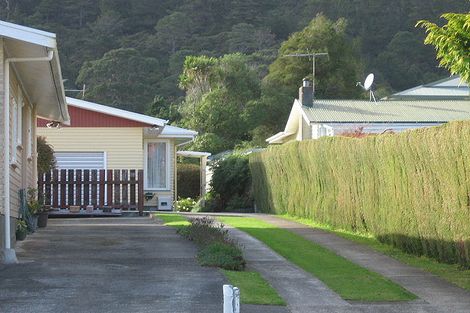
top-left (26, 106), bottom-right (33, 159)
top-left (144, 139), bottom-right (170, 191)
top-left (10, 89), bottom-right (18, 164)
top-left (16, 88), bottom-right (24, 148)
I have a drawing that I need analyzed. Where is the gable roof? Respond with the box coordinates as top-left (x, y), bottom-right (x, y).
top-left (0, 20), bottom-right (69, 123)
top-left (64, 97), bottom-right (197, 139)
top-left (302, 99), bottom-right (470, 123)
top-left (66, 97), bottom-right (168, 127)
top-left (388, 76), bottom-right (469, 100)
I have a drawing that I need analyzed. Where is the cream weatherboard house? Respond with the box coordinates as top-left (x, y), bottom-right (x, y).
top-left (267, 79), bottom-right (470, 144)
top-left (0, 21), bottom-right (70, 263)
top-left (37, 97), bottom-right (197, 212)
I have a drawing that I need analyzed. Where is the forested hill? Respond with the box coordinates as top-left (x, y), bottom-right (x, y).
top-left (1, 0), bottom-right (469, 114)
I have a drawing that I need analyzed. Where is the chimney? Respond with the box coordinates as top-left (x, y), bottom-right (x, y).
top-left (299, 78), bottom-right (313, 107)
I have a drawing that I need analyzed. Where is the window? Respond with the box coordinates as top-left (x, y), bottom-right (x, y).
top-left (16, 89), bottom-right (23, 147)
top-left (26, 107), bottom-right (33, 159)
top-left (10, 90), bottom-right (17, 163)
top-left (145, 141), bottom-right (169, 190)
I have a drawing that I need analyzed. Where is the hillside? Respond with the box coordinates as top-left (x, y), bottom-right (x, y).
top-left (1, 1), bottom-right (469, 150)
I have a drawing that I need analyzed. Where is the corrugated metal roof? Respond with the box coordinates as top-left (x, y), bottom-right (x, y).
top-left (302, 100), bottom-right (470, 123)
top-left (389, 76), bottom-right (469, 100)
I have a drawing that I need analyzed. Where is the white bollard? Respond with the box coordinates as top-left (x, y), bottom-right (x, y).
top-left (223, 284), bottom-right (240, 313)
top-left (223, 285), bottom-right (234, 313)
top-left (233, 287), bottom-right (240, 313)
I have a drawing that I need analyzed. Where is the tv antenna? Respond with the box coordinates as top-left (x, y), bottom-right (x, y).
top-left (284, 51), bottom-right (328, 100)
top-left (65, 83), bottom-right (87, 99)
top-left (357, 73), bottom-right (377, 103)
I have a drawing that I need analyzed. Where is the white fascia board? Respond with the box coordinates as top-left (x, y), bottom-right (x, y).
top-left (0, 20), bottom-right (56, 48)
top-left (66, 97), bottom-right (168, 126)
top-left (177, 151), bottom-right (211, 158)
top-left (160, 125), bottom-right (197, 137)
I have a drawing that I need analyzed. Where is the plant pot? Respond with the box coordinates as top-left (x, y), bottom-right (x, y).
top-left (28, 215), bottom-right (38, 233)
top-left (16, 229), bottom-right (27, 241)
top-left (69, 205), bottom-right (80, 213)
top-left (38, 212), bottom-right (48, 228)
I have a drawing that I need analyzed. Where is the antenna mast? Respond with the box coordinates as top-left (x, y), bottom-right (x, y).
top-left (284, 52), bottom-right (328, 100)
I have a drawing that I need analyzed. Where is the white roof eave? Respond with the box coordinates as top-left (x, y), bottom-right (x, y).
top-left (0, 20), bottom-right (56, 48)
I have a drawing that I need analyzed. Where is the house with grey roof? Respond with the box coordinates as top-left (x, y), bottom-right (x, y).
top-left (266, 78), bottom-right (470, 144)
top-left (387, 75), bottom-right (469, 100)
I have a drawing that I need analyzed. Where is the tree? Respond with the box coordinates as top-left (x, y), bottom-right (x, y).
top-left (265, 14), bottom-right (363, 100)
top-left (37, 136), bottom-right (55, 175)
top-left (375, 31), bottom-right (445, 91)
top-left (417, 12), bottom-right (470, 83)
top-left (260, 14), bottom-right (363, 132)
top-left (179, 53), bottom-right (262, 148)
top-left (76, 48), bottom-right (161, 112)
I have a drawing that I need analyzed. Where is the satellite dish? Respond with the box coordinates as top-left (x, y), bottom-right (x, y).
top-left (364, 73), bottom-right (374, 91)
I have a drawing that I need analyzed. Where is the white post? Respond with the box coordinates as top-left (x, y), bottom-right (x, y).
top-left (223, 284), bottom-right (240, 313)
top-left (233, 287), bottom-right (240, 313)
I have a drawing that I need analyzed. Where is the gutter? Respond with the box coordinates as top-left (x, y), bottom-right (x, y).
top-left (2, 50), bottom-right (54, 264)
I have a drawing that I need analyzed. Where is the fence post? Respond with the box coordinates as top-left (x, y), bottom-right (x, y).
top-left (137, 170), bottom-right (144, 215)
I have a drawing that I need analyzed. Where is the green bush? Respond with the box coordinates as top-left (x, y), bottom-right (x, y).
top-left (178, 216), bottom-right (246, 270)
top-left (250, 121), bottom-right (470, 268)
top-left (197, 242), bottom-right (246, 271)
top-left (177, 163), bottom-right (200, 199)
top-left (175, 197), bottom-right (197, 212)
top-left (37, 136), bottom-right (55, 175)
top-left (211, 154), bottom-right (252, 211)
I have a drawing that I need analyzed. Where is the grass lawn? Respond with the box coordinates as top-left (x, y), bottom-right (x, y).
top-left (155, 213), bottom-right (286, 306)
top-left (155, 213), bottom-right (190, 229)
top-left (281, 214), bottom-right (470, 291)
top-left (223, 270), bottom-right (286, 305)
top-left (218, 216), bottom-right (416, 302)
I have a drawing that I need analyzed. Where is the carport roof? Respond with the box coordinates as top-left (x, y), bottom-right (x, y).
top-left (0, 20), bottom-right (69, 123)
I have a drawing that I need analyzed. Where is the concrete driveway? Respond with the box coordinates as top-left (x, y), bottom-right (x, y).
top-left (0, 217), bottom-right (225, 313)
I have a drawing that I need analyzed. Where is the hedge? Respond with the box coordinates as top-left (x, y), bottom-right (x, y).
top-left (250, 121), bottom-right (470, 267)
top-left (177, 163), bottom-right (200, 199)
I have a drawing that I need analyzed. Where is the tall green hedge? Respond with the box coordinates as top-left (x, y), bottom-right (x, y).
top-left (177, 163), bottom-right (200, 199)
top-left (250, 121), bottom-right (470, 267)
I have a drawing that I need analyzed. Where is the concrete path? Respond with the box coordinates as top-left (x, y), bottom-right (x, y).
top-left (253, 214), bottom-right (470, 313)
top-left (0, 217), bottom-right (227, 313)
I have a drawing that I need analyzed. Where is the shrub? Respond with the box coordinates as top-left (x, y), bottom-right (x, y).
top-left (250, 121), bottom-right (470, 268)
top-left (193, 191), bottom-right (218, 212)
top-left (37, 136), bottom-right (55, 175)
top-left (211, 154), bottom-right (252, 211)
top-left (177, 163), bottom-right (200, 199)
top-left (197, 242), bottom-right (245, 271)
top-left (179, 216), bottom-right (228, 245)
top-left (175, 197), bottom-right (197, 212)
top-left (177, 216), bottom-right (246, 270)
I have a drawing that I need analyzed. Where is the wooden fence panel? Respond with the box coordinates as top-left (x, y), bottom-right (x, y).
top-left (39, 169), bottom-right (145, 214)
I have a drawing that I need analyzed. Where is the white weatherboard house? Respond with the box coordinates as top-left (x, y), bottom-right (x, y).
top-left (1, 21), bottom-right (70, 263)
top-left (267, 79), bottom-right (470, 144)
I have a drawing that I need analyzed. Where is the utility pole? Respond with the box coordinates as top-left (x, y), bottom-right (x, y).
top-left (284, 52), bottom-right (328, 100)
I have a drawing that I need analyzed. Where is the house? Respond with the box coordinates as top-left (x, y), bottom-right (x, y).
top-left (37, 97), bottom-right (197, 212)
top-left (267, 79), bottom-right (470, 144)
top-left (1, 21), bottom-right (70, 263)
top-left (387, 76), bottom-right (469, 100)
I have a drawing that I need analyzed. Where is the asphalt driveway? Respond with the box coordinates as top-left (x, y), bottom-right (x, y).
top-left (0, 217), bottom-right (225, 313)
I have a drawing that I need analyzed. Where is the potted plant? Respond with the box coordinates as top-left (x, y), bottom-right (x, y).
top-left (16, 219), bottom-right (28, 241)
top-left (27, 188), bottom-right (41, 232)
